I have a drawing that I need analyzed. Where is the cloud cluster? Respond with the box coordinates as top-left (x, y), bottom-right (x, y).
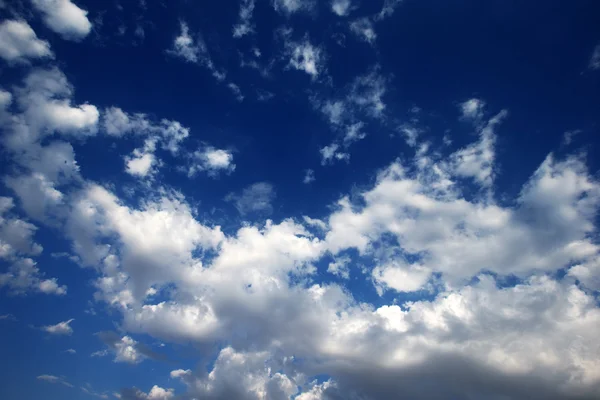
top-left (31, 0), bottom-right (92, 41)
top-left (0, 20), bottom-right (53, 63)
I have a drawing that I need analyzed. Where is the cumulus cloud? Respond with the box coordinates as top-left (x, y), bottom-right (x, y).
top-left (272, 0), bottom-right (314, 15)
top-left (43, 319), bottom-right (74, 335)
top-left (31, 0), bottom-right (92, 41)
top-left (350, 18), bottom-right (377, 44)
top-left (320, 143), bottom-right (349, 165)
top-left (459, 97), bottom-right (486, 122)
top-left (285, 37), bottom-right (325, 79)
top-left (4, 67), bottom-right (99, 147)
top-left (188, 146), bottom-right (236, 178)
top-left (233, 0), bottom-right (255, 38)
top-left (331, 0), bottom-right (353, 16)
top-left (119, 385), bottom-right (174, 400)
top-left (225, 182), bottom-right (276, 216)
top-left (303, 169), bottom-right (315, 184)
top-left (96, 332), bottom-right (158, 364)
top-left (0, 20), bottom-right (53, 63)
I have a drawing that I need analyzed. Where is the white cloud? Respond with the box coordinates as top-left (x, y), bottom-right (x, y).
top-left (320, 143), bottom-right (349, 165)
top-left (6, 68), bottom-right (99, 145)
top-left (188, 146), bottom-right (236, 178)
top-left (343, 121), bottom-right (366, 144)
top-left (349, 67), bottom-right (387, 118)
top-left (114, 336), bottom-right (146, 364)
top-left (562, 129), bottom-right (581, 146)
top-left (66, 348), bottom-right (76, 354)
top-left (0, 258), bottom-right (66, 296)
top-left (43, 319), bottom-right (74, 335)
top-left (0, 197), bottom-right (43, 259)
top-left (233, 0), bottom-right (255, 38)
top-left (168, 22), bottom-right (203, 63)
top-left (450, 110), bottom-right (506, 188)
top-left (331, 0), bottom-right (353, 16)
top-left (327, 255), bottom-right (351, 279)
top-left (124, 138), bottom-right (159, 178)
top-left (459, 97), bottom-right (485, 121)
top-left (31, 0), bottom-right (92, 41)
top-left (589, 44), bottom-right (600, 70)
top-left (119, 385), bottom-right (174, 400)
top-left (303, 169), bottom-right (315, 184)
top-left (0, 20), bottom-right (53, 63)
top-left (350, 18), bottom-right (376, 44)
top-left (287, 39), bottom-right (324, 78)
top-left (227, 82), bottom-right (244, 101)
top-left (226, 182), bottom-right (276, 215)
top-left (103, 107), bottom-right (150, 137)
top-left (37, 375), bottom-right (74, 388)
top-left (321, 100), bottom-right (346, 125)
top-left (377, 0), bottom-right (403, 20)
top-left (272, 0), bottom-right (314, 15)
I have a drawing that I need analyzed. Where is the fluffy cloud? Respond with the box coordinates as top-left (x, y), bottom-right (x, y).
top-left (96, 332), bottom-right (152, 364)
top-left (0, 197), bottom-right (43, 259)
top-left (303, 169), bottom-right (315, 184)
top-left (225, 182), bottom-right (276, 216)
top-left (286, 37), bottom-right (324, 78)
top-left (43, 319), bottom-right (74, 335)
top-left (331, 0), bottom-right (353, 16)
top-left (233, 0), bottom-right (255, 38)
top-left (0, 20), bottom-right (53, 63)
top-left (120, 386), bottom-right (174, 400)
top-left (188, 146), bottom-right (236, 178)
top-left (0, 258), bottom-right (66, 295)
top-left (272, 0), bottom-right (314, 15)
top-left (350, 18), bottom-right (376, 44)
top-left (320, 143), bottom-right (349, 165)
top-left (31, 0), bottom-right (92, 41)
top-left (3, 68), bottom-right (99, 149)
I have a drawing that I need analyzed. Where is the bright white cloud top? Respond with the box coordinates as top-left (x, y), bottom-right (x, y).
top-left (0, 1), bottom-right (599, 399)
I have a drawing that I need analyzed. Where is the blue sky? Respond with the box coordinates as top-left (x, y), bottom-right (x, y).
top-left (1, 0), bottom-right (600, 399)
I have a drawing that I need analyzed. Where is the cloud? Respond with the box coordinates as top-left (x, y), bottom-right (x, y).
top-left (320, 143), bottom-right (349, 165)
top-left (96, 332), bottom-right (161, 364)
top-left (272, 0), bottom-right (314, 15)
top-left (0, 258), bottom-right (66, 296)
top-left (350, 18), bottom-right (377, 44)
top-left (66, 348), bottom-right (76, 354)
top-left (450, 110), bottom-right (507, 188)
top-left (3, 67), bottom-right (99, 148)
top-left (348, 66), bottom-right (387, 118)
top-left (303, 169), bottom-right (315, 184)
top-left (168, 22), bottom-right (203, 64)
top-left (227, 82), bottom-right (244, 101)
top-left (459, 97), bottom-right (486, 122)
top-left (327, 255), bottom-right (351, 279)
top-left (377, 0), bottom-right (404, 20)
top-left (37, 375), bottom-right (74, 388)
top-left (43, 318), bottom-right (74, 335)
top-left (31, 0), bottom-right (92, 41)
top-left (331, 0), bottom-right (353, 16)
top-left (124, 138), bottom-right (159, 178)
top-left (0, 20), bottom-right (53, 63)
top-left (589, 44), bottom-right (600, 70)
top-left (233, 0), bottom-right (255, 38)
top-left (226, 182), bottom-right (276, 216)
top-left (119, 386), bottom-right (174, 400)
top-left (285, 36), bottom-right (325, 79)
top-left (0, 197), bottom-right (43, 259)
top-left (188, 146), bottom-right (236, 178)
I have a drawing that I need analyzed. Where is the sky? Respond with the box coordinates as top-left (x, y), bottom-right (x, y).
top-left (0, 0), bottom-right (600, 399)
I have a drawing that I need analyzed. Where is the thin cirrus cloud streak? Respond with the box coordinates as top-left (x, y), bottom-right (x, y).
top-left (0, 1), bottom-right (599, 400)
